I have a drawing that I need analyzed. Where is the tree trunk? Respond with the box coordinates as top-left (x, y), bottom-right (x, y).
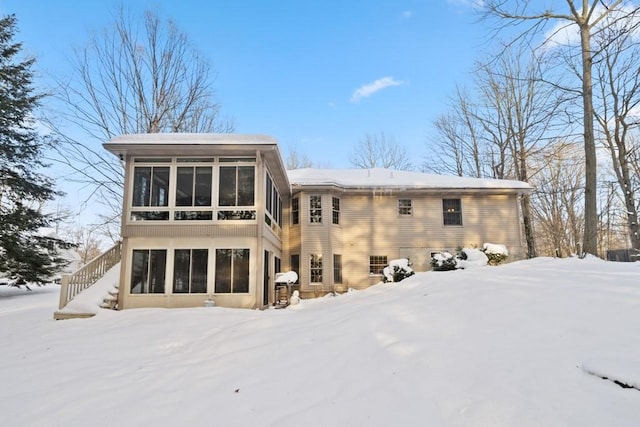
top-left (580, 23), bottom-right (599, 256)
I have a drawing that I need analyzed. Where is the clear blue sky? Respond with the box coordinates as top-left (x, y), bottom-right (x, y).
top-left (1, 0), bottom-right (488, 170)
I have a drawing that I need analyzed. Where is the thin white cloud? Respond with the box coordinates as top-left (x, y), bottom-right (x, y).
top-left (401, 10), bottom-right (413, 19)
top-left (350, 77), bottom-right (404, 103)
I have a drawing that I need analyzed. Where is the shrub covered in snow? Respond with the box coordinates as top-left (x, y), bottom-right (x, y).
top-left (383, 258), bottom-right (415, 282)
top-left (456, 248), bottom-right (488, 269)
top-left (482, 243), bottom-right (509, 266)
top-left (430, 252), bottom-right (458, 271)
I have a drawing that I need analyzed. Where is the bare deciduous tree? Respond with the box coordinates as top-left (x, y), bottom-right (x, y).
top-left (285, 146), bottom-right (314, 170)
top-left (430, 46), bottom-right (561, 257)
top-left (592, 14), bottom-right (640, 250)
top-left (349, 131), bottom-right (412, 170)
top-left (45, 7), bottom-right (233, 236)
top-left (429, 87), bottom-right (484, 178)
top-left (483, 0), bottom-right (640, 255)
top-left (531, 142), bottom-right (585, 257)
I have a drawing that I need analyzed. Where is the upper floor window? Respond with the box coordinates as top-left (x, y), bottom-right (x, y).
top-left (332, 197), bottom-right (340, 225)
top-left (176, 166), bottom-right (212, 207)
top-left (291, 198), bottom-right (299, 225)
top-left (369, 255), bottom-right (388, 275)
top-left (310, 195), bottom-right (322, 223)
top-left (132, 167), bottom-right (170, 207)
top-left (219, 166), bottom-right (255, 207)
top-left (398, 199), bottom-right (412, 216)
top-left (265, 172), bottom-right (282, 228)
top-left (130, 158), bottom-right (256, 222)
top-left (443, 198), bottom-right (462, 226)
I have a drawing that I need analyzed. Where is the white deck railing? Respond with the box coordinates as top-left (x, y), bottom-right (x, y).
top-left (57, 241), bottom-right (122, 310)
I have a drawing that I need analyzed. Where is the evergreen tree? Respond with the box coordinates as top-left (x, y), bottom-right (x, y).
top-left (0, 14), bottom-right (63, 283)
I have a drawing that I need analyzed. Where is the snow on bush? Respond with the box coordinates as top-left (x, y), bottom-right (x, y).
top-left (456, 248), bottom-right (488, 269)
top-left (483, 243), bottom-right (509, 265)
top-left (383, 258), bottom-right (415, 282)
top-left (430, 252), bottom-right (458, 271)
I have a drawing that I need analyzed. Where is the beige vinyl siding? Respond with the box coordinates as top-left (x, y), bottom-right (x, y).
top-left (124, 223), bottom-right (258, 238)
top-left (298, 192), bottom-right (333, 291)
top-left (321, 191), bottom-right (525, 289)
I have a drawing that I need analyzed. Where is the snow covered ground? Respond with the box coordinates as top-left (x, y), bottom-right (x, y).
top-left (1, 257), bottom-right (639, 426)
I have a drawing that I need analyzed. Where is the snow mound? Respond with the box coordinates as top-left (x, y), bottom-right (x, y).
top-left (457, 248), bottom-right (488, 269)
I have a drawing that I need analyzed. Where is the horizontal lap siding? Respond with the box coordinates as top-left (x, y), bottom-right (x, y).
top-left (336, 192), bottom-right (525, 288)
top-left (124, 224), bottom-right (258, 238)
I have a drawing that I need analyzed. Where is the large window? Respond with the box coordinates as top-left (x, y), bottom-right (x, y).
top-left (131, 166), bottom-right (170, 220)
top-left (131, 249), bottom-right (167, 294)
top-left (265, 172), bottom-right (282, 227)
top-left (130, 158), bottom-right (257, 222)
top-left (132, 166), bottom-right (170, 207)
top-left (332, 197), bottom-right (340, 225)
top-left (333, 254), bottom-right (342, 284)
top-left (369, 255), bottom-right (388, 275)
top-left (219, 166), bottom-right (255, 207)
top-left (310, 195), bottom-right (322, 223)
top-left (173, 249), bottom-right (208, 294)
top-left (290, 254), bottom-right (300, 284)
top-left (175, 166), bottom-right (213, 220)
top-left (398, 199), bottom-right (412, 216)
top-left (176, 167), bottom-right (212, 206)
top-left (443, 198), bottom-right (462, 226)
top-left (215, 249), bottom-right (250, 293)
top-left (310, 254), bottom-right (323, 283)
top-left (291, 198), bottom-right (299, 225)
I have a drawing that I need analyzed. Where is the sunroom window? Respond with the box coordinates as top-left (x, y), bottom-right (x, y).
top-left (130, 249), bottom-right (167, 294)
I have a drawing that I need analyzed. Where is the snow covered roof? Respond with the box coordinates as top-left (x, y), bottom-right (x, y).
top-left (107, 133), bottom-right (277, 146)
top-left (287, 168), bottom-right (531, 192)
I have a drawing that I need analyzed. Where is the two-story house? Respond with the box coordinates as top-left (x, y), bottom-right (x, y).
top-left (104, 133), bottom-right (531, 310)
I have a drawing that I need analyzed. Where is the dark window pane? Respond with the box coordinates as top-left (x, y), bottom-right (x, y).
top-left (131, 250), bottom-right (149, 293)
top-left (176, 167), bottom-right (194, 207)
top-left (191, 249), bottom-right (208, 293)
top-left (149, 250), bottom-right (166, 293)
top-left (173, 249), bottom-right (191, 293)
top-left (237, 166), bottom-right (255, 206)
top-left (132, 167), bottom-right (151, 207)
top-left (233, 249), bottom-right (250, 293)
top-left (266, 174), bottom-right (273, 214)
top-left (151, 167), bottom-right (170, 207)
top-left (215, 249), bottom-right (232, 293)
top-left (292, 198), bottom-right (299, 225)
top-left (219, 167), bottom-right (237, 206)
top-left (194, 167), bottom-right (212, 206)
top-left (443, 199), bottom-right (462, 226)
top-left (334, 254), bottom-right (342, 284)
